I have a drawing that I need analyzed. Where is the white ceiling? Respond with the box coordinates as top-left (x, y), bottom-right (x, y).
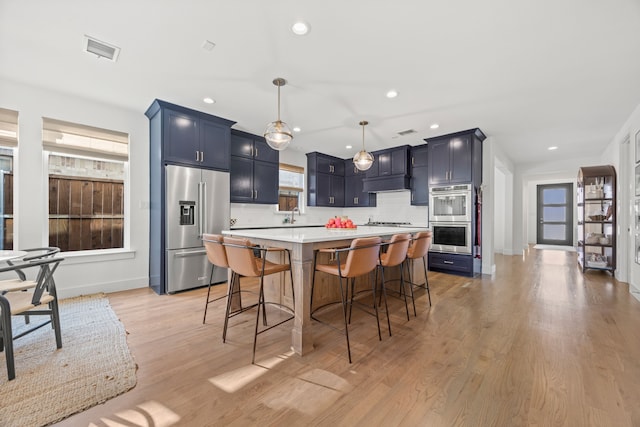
top-left (2, 1), bottom-right (640, 165)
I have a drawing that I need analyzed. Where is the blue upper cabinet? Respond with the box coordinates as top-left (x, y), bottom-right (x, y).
top-left (230, 129), bottom-right (279, 204)
top-left (145, 99), bottom-right (236, 171)
top-left (344, 159), bottom-right (376, 207)
top-left (410, 144), bottom-right (428, 206)
top-left (426, 128), bottom-right (485, 186)
top-left (307, 152), bottom-right (345, 207)
top-left (230, 130), bottom-right (279, 164)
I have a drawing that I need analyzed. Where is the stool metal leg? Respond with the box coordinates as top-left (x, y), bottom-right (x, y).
top-left (203, 264), bottom-right (216, 324)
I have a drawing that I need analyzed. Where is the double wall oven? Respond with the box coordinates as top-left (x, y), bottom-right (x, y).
top-left (429, 184), bottom-right (473, 254)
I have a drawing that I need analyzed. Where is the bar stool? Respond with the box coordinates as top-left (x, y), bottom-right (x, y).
top-left (377, 233), bottom-right (413, 320)
top-left (223, 236), bottom-right (295, 364)
top-left (311, 236), bottom-right (386, 363)
top-left (202, 234), bottom-right (231, 325)
top-left (203, 234), bottom-right (264, 343)
top-left (405, 231), bottom-right (432, 307)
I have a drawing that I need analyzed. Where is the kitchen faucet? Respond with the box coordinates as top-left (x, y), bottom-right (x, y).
top-left (290, 207), bottom-right (300, 224)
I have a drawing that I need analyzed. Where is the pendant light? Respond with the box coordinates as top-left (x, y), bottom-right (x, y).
top-left (264, 77), bottom-right (293, 151)
top-left (353, 120), bottom-right (374, 171)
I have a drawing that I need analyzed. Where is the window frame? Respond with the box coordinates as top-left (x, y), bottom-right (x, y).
top-left (42, 117), bottom-right (130, 253)
top-left (277, 163), bottom-right (305, 214)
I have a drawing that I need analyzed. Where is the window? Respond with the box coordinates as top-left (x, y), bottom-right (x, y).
top-left (42, 117), bottom-right (128, 252)
top-left (0, 107), bottom-right (17, 250)
top-left (278, 163), bottom-right (304, 212)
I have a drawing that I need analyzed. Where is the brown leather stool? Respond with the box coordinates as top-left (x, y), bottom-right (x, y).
top-left (223, 236), bottom-right (295, 364)
top-left (311, 236), bottom-right (386, 363)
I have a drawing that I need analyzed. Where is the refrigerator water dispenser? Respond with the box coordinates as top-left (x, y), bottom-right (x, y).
top-left (179, 201), bottom-right (195, 225)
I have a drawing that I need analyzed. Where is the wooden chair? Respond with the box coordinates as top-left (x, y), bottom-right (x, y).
top-left (222, 236), bottom-right (294, 364)
top-left (0, 255), bottom-right (64, 380)
top-left (0, 247), bottom-right (61, 294)
top-left (311, 236), bottom-right (387, 363)
top-left (377, 233), bottom-right (413, 320)
top-left (404, 231), bottom-right (432, 307)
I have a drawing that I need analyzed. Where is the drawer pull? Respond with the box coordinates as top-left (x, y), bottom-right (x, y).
top-left (443, 260), bottom-right (454, 264)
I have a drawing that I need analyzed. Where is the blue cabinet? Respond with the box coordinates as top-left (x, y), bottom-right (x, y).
top-left (344, 160), bottom-right (376, 207)
top-left (307, 152), bottom-right (345, 207)
top-left (428, 252), bottom-right (474, 277)
top-left (427, 129), bottom-right (485, 186)
top-left (145, 99), bottom-right (236, 294)
top-left (230, 130), bottom-right (279, 204)
top-left (147, 100), bottom-right (234, 171)
top-left (230, 131), bottom-right (279, 164)
top-left (410, 144), bottom-right (429, 206)
top-left (362, 145), bottom-right (410, 192)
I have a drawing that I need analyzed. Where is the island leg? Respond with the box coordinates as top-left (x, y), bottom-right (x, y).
top-left (291, 242), bottom-right (314, 355)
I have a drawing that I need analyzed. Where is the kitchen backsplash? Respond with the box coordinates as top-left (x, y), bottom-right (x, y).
top-left (230, 191), bottom-right (428, 228)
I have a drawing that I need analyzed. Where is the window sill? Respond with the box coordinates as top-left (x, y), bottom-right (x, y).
top-left (59, 248), bottom-right (136, 265)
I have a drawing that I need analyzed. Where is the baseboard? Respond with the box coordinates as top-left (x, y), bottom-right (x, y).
top-left (630, 284), bottom-right (640, 303)
top-left (58, 276), bottom-right (149, 299)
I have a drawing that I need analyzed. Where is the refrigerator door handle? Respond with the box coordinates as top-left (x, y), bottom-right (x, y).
top-left (201, 181), bottom-right (207, 236)
top-left (174, 249), bottom-right (207, 257)
top-left (197, 181), bottom-right (203, 237)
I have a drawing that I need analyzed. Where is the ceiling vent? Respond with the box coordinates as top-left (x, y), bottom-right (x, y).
top-left (83, 35), bottom-right (120, 62)
top-left (397, 129), bottom-right (417, 136)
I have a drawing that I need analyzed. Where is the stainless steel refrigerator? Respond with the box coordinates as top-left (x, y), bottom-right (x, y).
top-left (165, 164), bottom-right (230, 293)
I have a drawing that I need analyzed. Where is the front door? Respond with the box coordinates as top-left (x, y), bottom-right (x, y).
top-left (537, 183), bottom-right (573, 245)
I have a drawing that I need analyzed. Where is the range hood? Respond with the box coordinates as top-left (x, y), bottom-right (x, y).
top-left (362, 175), bottom-right (410, 192)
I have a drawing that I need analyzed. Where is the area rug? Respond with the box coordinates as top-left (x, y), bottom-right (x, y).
top-left (533, 244), bottom-right (576, 252)
top-left (0, 293), bottom-right (137, 427)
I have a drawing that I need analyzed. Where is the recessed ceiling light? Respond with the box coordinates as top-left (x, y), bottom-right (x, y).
top-left (203, 97), bottom-right (215, 104)
top-left (346, 145), bottom-right (353, 149)
top-left (548, 146), bottom-right (558, 150)
top-left (291, 21), bottom-right (310, 35)
top-left (293, 127), bottom-right (301, 132)
top-left (430, 123), bottom-right (439, 129)
top-left (386, 90), bottom-right (398, 98)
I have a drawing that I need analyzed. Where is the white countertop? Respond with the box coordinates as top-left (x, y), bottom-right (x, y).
top-left (222, 225), bottom-right (430, 243)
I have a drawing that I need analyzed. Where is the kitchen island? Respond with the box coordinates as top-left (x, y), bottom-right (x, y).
top-left (222, 225), bottom-right (429, 357)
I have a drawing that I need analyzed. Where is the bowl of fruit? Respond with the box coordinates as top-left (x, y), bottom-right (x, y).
top-left (325, 216), bottom-right (357, 229)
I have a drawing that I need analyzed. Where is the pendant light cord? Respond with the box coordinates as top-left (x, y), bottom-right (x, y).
top-left (277, 83), bottom-right (281, 122)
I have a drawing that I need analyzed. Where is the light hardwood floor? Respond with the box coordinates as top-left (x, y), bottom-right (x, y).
top-left (57, 247), bottom-right (640, 427)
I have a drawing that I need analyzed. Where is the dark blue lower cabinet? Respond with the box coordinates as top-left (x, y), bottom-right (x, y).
top-left (428, 252), bottom-right (474, 277)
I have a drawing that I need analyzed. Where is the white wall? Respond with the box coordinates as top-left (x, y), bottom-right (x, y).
top-left (494, 167), bottom-right (506, 253)
top-left (1, 79), bottom-right (150, 298)
top-left (601, 103), bottom-right (640, 295)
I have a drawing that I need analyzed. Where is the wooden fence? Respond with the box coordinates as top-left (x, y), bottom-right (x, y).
top-left (2, 174), bottom-right (124, 251)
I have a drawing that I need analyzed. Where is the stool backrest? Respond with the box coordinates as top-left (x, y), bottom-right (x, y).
top-left (407, 231), bottom-right (432, 259)
top-left (341, 236), bottom-right (381, 278)
top-left (203, 234), bottom-right (228, 268)
top-left (223, 236), bottom-right (260, 277)
top-left (381, 233), bottom-right (411, 267)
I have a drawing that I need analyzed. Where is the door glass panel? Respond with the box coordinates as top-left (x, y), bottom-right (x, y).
top-left (537, 183), bottom-right (573, 245)
top-left (543, 206), bottom-right (566, 222)
top-left (543, 188), bottom-right (567, 204)
top-left (543, 224), bottom-right (566, 240)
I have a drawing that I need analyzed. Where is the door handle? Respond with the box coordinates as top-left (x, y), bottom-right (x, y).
top-left (254, 147), bottom-right (258, 157)
top-left (201, 181), bottom-right (207, 234)
top-left (174, 249), bottom-right (207, 257)
top-left (200, 151), bottom-right (204, 162)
